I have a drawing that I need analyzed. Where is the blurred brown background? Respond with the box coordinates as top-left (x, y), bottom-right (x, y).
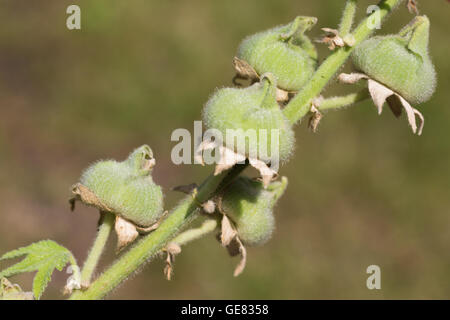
top-left (0, 0), bottom-right (449, 299)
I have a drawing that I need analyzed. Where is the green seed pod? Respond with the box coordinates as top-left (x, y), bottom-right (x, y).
top-left (237, 16), bottom-right (318, 91)
top-left (352, 16), bottom-right (436, 104)
top-left (220, 176), bottom-right (288, 246)
top-left (203, 74), bottom-right (295, 163)
top-left (80, 145), bottom-right (164, 227)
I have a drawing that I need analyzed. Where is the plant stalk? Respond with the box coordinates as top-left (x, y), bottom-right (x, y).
top-left (170, 217), bottom-right (219, 247)
top-left (79, 211), bottom-right (115, 286)
top-left (339, 0), bottom-right (358, 36)
top-left (318, 90), bottom-right (370, 111)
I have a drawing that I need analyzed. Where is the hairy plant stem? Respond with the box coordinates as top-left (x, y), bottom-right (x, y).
top-left (318, 89), bottom-right (370, 111)
top-left (170, 217), bottom-right (219, 247)
top-left (339, 0), bottom-right (358, 36)
top-left (79, 211), bottom-right (115, 286)
top-left (70, 164), bottom-right (246, 299)
top-left (283, 0), bottom-right (405, 125)
top-left (70, 0), bottom-right (405, 300)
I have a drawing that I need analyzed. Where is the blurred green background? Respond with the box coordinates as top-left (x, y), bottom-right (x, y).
top-left (0, 0), bottom-right (449, 299)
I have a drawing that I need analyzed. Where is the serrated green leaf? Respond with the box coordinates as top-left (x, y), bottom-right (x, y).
top-left (0, 240), bottom-right (74, 299)
top-left (33, 262), bottom-right (55, 300)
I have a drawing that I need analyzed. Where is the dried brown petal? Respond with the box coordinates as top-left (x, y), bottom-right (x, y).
top-left (248, 157), bottom-right (277, 188)
top-left (396, 94), bottom-right (424, 135)
top-left (368, 78), bottom-right (395, 114)
top-left (164, 243), bottom-right (182, 281)
top-left (233, 237), bottom-right (247, 277)
top-left (195, 139), bottom-right (218, 166)
top-left (317, 28), bottom-right (345, 50)
top-left (339, 72), bottom-right (425, 135)
top-left (70, 183), bottom-right (112, 212)
top-left (276, 88), bottom-right (290, 103)
top-left (407, 0), bottom-right (419, 15)
top-left (338, 72), bottom-right (368, 84)
top-left (202, 200), bottom-right (216, 214)
top-left (218, 214), bottom-right (248, 276)
top-left (198, 141), bottom-right (277, 186)
top-left (115, 216), bottom-right (139, 252)
top-left (233, 56), bottom-right (259, 85)
top-left (308, 97), bottom-right (324, 133)
top-left (221, 214), bottom-right (237, 247)
top-left (164, 254), bottom-right (174, 281)
top-left (214, 146), bottom-right (246, 176)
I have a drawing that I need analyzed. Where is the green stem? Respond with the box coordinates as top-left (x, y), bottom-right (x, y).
top-left (283, 0), bottom-right (405, 125)
top-left (318, 90), bottom-right (370, 111)
top-left (79, 211), bottom-right (115, 286)
top-left (339, 0), bottom-right (358, 36)
top-left (70, 164), bottom-right (246, 300)
top-left (170, 217), bottom-right (219, 247)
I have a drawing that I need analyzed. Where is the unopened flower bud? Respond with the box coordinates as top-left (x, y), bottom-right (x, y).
top-left (236, 16), bottom-right (318, 92)
top-left (220, 176), bottom-right (288, 246)
top-left (79, 145), bottom-right (164, 227)
top-left (352, 16), bottom-right (436, 104)
top-left (203, 74), bottom-right (295, 164)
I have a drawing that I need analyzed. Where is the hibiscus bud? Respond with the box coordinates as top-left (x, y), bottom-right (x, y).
top-left (352, 16), bottom-right (436, 104)
top-left (203, 74), bottom-right (295, 164)
top-left (236, 16), bottom-right (318, 91)
top-left (79, 145), bottom-right (164, 227)
top-left (220, 176), bottom-right (288, 246)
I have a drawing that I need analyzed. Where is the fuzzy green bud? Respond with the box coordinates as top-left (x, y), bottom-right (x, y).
top-left (220, 176), bottom-right (288, 246)
top-left (237, 16), bottom-right (318, 91)
top-left (352, 16), bottom-right (436, 104)
top-left (203, 74), bottom-right (295, 164)
top-left (80, 145), bottom-right (164, 227)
